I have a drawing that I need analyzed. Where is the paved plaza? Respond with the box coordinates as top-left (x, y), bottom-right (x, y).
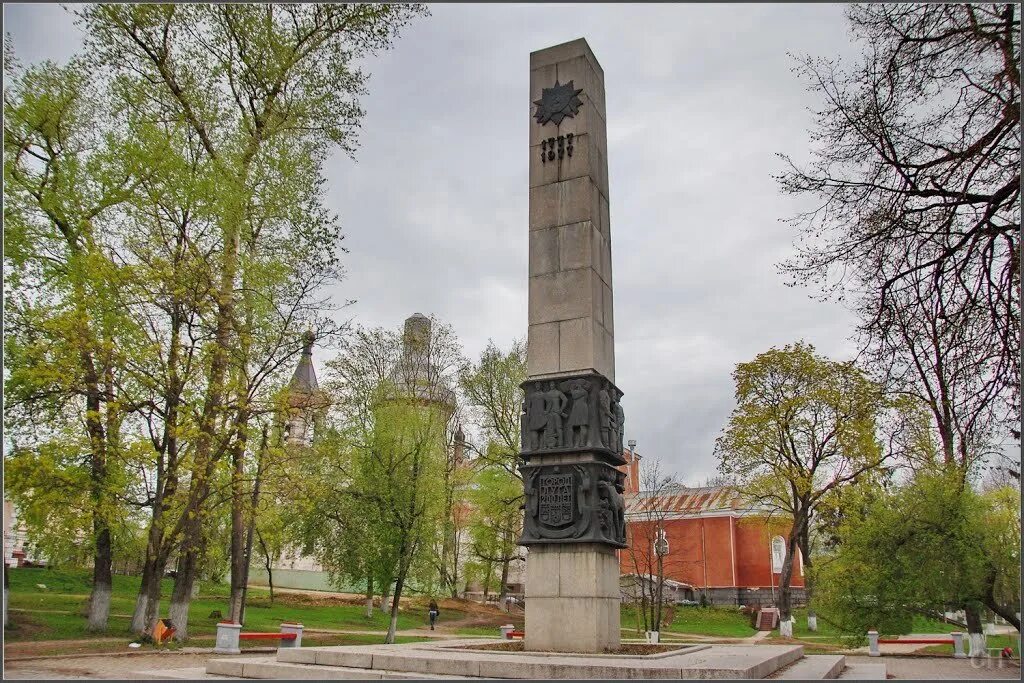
top-left (3, 650), bottom-right (1020, 680)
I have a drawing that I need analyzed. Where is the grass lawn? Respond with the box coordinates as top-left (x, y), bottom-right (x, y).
top-left (783, 607), bottom-right (1008, 650)
top-left (5, 567), bottom-right (462, 643)
top-left (4, 628), bottom-right (429, 658)
top-left (620, 605), bottom-right (756, 638)
top-left (920, 633), bottom-right (1021, 658)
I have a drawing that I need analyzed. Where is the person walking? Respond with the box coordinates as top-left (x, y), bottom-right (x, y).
top-left (428, 599), bottom-right (440, 630)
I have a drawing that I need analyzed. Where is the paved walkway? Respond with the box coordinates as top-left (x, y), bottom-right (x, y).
top-left (867, 655), bottom-right (1020, 679)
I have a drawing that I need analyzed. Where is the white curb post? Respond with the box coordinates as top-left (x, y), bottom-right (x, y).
top-left (214, 622), bottom-right (242, 654)
top-left (950, 631), bottom-right (966, 659)
top-left (867, 630), bottom-right (879, 657)
top-left (280, 622), bottom-right (303, 648)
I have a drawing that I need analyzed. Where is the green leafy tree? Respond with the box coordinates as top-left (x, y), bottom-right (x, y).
top-left (466, 445), bottom-right (524, 605)
top-left (75, 3), bottom-right (426, 638)
top-left (299, 319), bottom-right (462, 643)
top-left (816, 468), bottom-right (1020, 648)
top-left (3, 55), bottom-right (152, 631)
top-left (459, 340), bottom-right (527, 600)
top-left (714, 342), bottom-right (889, 628)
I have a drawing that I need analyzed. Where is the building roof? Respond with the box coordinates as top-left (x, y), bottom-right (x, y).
top-left (624, 484), bottom-right (741, 516)
top-left (289, 331), bottom-right (319, 393)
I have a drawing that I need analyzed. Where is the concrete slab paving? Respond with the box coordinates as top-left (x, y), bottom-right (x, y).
top-left (837, 661), bottom-right (887, 680)
top-left (134, 666), bottom-right (236, 680)
top-left (207, 641), bottom-right (807, 680)
top-left (770, 654), bottom-right (845, 679)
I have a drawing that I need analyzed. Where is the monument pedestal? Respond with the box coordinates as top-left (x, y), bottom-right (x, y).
top-left (524, 543), bottom-right (620, 652)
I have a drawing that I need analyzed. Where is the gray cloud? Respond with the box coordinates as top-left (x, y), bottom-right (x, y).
top-left (4, 3), bottom-right (865, 483)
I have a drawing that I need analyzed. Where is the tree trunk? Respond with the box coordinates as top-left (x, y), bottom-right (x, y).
top-left (238, 427), bottom-right (267, 625)
top-left (965, 605), bottom-right (987, 657)
top-left (228, 423), bottom-right (250, 623)
top-left (982, 561), bottom-right (1021, 631)
top-left (498, 558), bottom-right (510, 608)
top-left (169, 538), bottom-right (201, 640)
top-left (87, 524), bottom-right (112, 632)
top-left (798, 529), bottom-right (815, 630)
top-left (654, 552), bottom-right (664, 632)
top-left (165, 191), bottom-right (244, 636)
top-left (83, 369), bottom-right (112, 633)
top-left (257, 528), bottom-right (274, 605)
top-left (142, 553), bottom-right (170, 632)
top-left (386, 574), bottom-right (405, 644)
top-left (380, 576), bottom-right (392, 614)
top-left (777, 530), bottom-right (801, 636)
top-left (131, 555), bottom-right (157, 633)
top-left (482, 560), bottom-right (492, 600)
top-left (365, 575), bottom-right (375, 618)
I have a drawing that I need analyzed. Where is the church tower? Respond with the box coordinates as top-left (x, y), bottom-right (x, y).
top-left (285, 331), bottom-right (323, 447)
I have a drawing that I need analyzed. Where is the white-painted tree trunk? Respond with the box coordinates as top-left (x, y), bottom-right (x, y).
top-left (779, 618), bottom-right (793, 638)
top-left (365, 598), bottom-right (374, 619)
top-left (168, 597), bottom-right (191, 640)
top-left (807, 614), bottom-right (817, 632)
top-left (967, 632), bottom-right (987, 658)
top-left (86, 585), bottom-right (112, 632)
top-left (130, 593), bottom-right (150, 633)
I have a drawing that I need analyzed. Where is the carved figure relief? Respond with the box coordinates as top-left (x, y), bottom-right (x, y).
top-left (543, 381), bottom-right (568, 448)
top-left (526, 390), bottom-right (546, 450)
top-left (566, 379), bottom-right (591, 447)
top-left (519, 372), bottom-right (625, 461)
top-left (613, 400), bottom-right (625, 454)
top-left (598, 388), bottom-right (613, 449)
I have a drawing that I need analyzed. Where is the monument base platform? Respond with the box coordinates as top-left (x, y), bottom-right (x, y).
top-left (524, 543), bottom-right (620, 652)
top-left (199, 638), bottom-right (860, 679)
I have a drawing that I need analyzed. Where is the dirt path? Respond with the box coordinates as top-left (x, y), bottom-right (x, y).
top-left (5, 652), bottom-right (217, 679)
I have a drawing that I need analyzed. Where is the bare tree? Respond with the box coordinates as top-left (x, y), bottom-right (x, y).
top-left (622, 459), bottom-right (688, 636)
top-left (777, 4), bottom-right (1020, 428)
top-left (859, 243), bottom-right (1015, 472)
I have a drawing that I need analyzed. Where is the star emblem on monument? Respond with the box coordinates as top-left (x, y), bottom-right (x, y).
top-left (533, 79), bottom-right (585, 126)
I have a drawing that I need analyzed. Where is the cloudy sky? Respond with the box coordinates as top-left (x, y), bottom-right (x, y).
top-left (5, 3), bottom-right (865, 483)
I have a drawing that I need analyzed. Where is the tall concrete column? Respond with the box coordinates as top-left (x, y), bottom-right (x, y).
top-left (520, 38), bottom-right (625, 654)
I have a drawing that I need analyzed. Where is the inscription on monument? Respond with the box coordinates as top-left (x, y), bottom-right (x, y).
top-left (538, 473), bottom-right (575, 527)
top-left (540, 134), bottom-right (574, 164)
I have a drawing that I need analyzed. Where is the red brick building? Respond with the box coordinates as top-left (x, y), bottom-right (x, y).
top-left (617, 450), bottom-right (804, 607)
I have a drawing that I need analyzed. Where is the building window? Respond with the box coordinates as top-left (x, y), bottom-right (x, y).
top-left (771, 536), bottom-right (785, 573)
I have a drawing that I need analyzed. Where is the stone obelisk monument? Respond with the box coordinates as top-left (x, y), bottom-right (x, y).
top-left (520, 38), bottom-right (626, 653)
